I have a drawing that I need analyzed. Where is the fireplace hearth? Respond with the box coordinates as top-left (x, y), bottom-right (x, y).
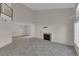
top-left (43, 33), bottom-right (51, 41)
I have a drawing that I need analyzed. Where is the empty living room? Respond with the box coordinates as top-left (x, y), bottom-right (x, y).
top-left (0, 2), bottom-right (79, 56)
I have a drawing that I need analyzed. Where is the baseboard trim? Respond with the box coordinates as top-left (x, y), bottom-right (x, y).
top-left (52, 40), bottom-right (74, 46)
top-left (12, 35), bottom-right (26, 38)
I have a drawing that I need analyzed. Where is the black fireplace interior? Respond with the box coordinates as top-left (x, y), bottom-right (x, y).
top-left (43, 33), bottom-right (51, 41)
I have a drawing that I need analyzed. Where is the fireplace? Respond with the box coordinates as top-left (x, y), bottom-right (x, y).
top-left (43, 33), bottom-right (51, 41)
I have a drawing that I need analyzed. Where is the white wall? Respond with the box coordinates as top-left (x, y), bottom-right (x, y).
top-left (0, 19), bottom-right (12, 48)
top-left (0, 4), bottom-right (12, 48)
top-left (74, 21), bottom-right (79, 55)
top-left (12, 3), bottom-right (35, 37)
top-left (75, 4), bottom-right (79, 55)
top-left (34, 8), bottom-right (75, 46)
top-left (0, 3), bottom-right (35, 48)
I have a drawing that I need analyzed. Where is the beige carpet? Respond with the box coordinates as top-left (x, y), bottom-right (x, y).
top-left (0, 37), bottom-right (77, 56)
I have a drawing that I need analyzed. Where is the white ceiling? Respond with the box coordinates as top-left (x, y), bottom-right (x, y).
top-left (24, 3), bottom-right (76, 10)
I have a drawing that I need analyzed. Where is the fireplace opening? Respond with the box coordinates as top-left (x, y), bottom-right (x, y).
top-left (43, 33), bottom-right (51, 41)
